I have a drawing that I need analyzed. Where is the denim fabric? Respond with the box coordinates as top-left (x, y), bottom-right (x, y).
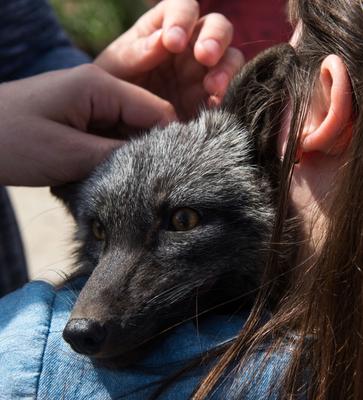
top-left (0, 278), bottom-right (293, 400)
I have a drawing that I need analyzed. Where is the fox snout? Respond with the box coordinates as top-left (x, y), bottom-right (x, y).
top-left (61, 255), bottom-right (175, 363)
top-left (63, 318), bottom-right (107, 355)
top-left (63, 304), bottom-right (159, 366)
top-left (61, 253), bottom-right (225, 363)
top-left (63, 316), bottom-right (156, 366)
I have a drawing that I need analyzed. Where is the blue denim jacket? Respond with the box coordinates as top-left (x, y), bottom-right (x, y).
top-left (0, 279), bottom-right (292, 399)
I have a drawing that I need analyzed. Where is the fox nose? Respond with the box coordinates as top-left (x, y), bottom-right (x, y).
top-left (63, 318), bottom-right (107, 355)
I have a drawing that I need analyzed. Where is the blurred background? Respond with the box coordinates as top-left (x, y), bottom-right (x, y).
top-left (9, 0), bottom-right (148, 284)
top-left (50, 0), bottom-right (147, 56)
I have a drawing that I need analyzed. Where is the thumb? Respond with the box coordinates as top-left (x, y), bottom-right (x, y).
top-left (88, 70), bottom-right (178, 128)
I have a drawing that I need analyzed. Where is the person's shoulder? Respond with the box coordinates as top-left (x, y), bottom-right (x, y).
top-left (0, 278), bottom-right (246, 399)
top-left (0, 279), bottom-right (57, 399)
top-left (0, 280), bottom-right (297, 399)
top-left (0, 279), bottom-right (83, 399)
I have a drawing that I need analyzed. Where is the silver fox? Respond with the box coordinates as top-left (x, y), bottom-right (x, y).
top-left (55, 44), bottom-right (297, 366)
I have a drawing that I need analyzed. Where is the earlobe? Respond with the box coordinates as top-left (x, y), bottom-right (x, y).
top-left (301, 55), bottom-right (353, 155)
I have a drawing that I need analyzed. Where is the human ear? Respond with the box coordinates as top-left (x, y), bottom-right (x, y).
top-left (301, 55), bottom-right (352, 155)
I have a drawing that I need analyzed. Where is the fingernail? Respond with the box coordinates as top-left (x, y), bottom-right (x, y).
top-left (166, 26), bottom-right (187, 49)
top-left (159, 109), bottom-right (178, 126)
top-left (145, 29), bottom-right (162, 50)
top-left (199, 39), bottom-right (221, 56)
top-left (159, 118), bottom-right (177, 127)
top-left (208, 95), bottom-right (222, 108)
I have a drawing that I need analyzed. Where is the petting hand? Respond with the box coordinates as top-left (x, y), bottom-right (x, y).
top-left (0, 65), bottom-right (176, 187)
top-left (95, 0), bottom-right (244, 119)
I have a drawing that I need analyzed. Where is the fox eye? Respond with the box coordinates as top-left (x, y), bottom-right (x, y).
top-left (170, 208), bottom-right (200, 231)
top-left (91, 220), bottom-right (106, 241)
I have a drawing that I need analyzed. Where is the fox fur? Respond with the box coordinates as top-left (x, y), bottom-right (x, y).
top-left (55, 44), bottom-right (298, 365)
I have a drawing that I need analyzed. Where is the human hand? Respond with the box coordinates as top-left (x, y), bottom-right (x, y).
top-left (0, 65), bottom-right (176, 186)
top-left (95, 0), bottom-right (244, 119)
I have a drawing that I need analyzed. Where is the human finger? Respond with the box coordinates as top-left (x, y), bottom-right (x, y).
top-left (194, 13), bottom-right (234, 67)
top-left (96, 0), bottom-right (201, 78)
top-left (94, 28), bottom-right (170, 79)
top-left (0, 116), bottom-right (122, 186)
top-left (203, 47), bottom-right (245, 96)
top-left (179, 83), bottom-right (209, 119)
top-left (90, 68), bottom-right (178, 128)
top-left (26, 65), bottom-right (178, 129)
top-left (160, 0), bottom-right (200, 53)
top-left (173, 45), bottom-right (207, 87)
top-left (0, 65), bottom-right (179, 186)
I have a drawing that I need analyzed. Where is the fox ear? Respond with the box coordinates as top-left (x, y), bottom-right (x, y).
top-left (51, 183), bottom-right (81, 219)
top-left (222, 44), bottom-right (297, 169)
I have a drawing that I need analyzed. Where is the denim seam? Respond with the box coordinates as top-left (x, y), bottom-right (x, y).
top-left (34, 289), bottom-right (56, 400)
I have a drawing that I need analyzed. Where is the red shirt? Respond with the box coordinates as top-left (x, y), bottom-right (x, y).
top-left (199, 0), bottom-right (291, 61)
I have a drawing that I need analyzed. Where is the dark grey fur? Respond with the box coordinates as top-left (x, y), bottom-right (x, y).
top-left (55, 44), bottom-right (297, 365)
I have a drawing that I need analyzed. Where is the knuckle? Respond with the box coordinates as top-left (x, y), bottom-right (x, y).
top-left (207, 12), bottom-right (228, 22)
top-left (162, 101), bottom-right (177, 117)
top-left (165, 0), bottom-right (199, 21)
top-left (207, 13), bottom-right (234, 37)
top-left (75, 64), bottom-right (103, 80)
top-left (190, 0), bottom-right (200, 14)
top-left (182, 0), bottom-right (200, 21)
top-left (70, 64), bottom-right (109, 95)
top-left (225, 20), bottom-right (234, 36)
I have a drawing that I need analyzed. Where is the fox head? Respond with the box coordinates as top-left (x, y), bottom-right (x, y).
top-left (55, 45), bottom-right (297, 365)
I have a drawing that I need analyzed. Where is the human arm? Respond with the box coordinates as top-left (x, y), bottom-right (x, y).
top-left (0, 65), bottom-right (176, 187)
top-left (0, 0), bottom-right (242, 188)
top-left (1, 0), bottom-right (243, 120)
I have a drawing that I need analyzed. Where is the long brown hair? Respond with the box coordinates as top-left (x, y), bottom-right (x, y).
top-left (194, 1), bottom-right (363, 399)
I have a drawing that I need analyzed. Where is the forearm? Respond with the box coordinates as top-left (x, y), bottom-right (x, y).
top-left (0, 66), bottom-right (176, 186)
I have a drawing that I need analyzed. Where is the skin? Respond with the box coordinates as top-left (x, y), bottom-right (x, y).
top-left (280, 27), bottom-right (353, 259)
top-left (0, 0), bottom-right (243, 187)
top-left (95, 0), bottom-right (243, 117)
top-left (0, 65), bottom-right (176, 186)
